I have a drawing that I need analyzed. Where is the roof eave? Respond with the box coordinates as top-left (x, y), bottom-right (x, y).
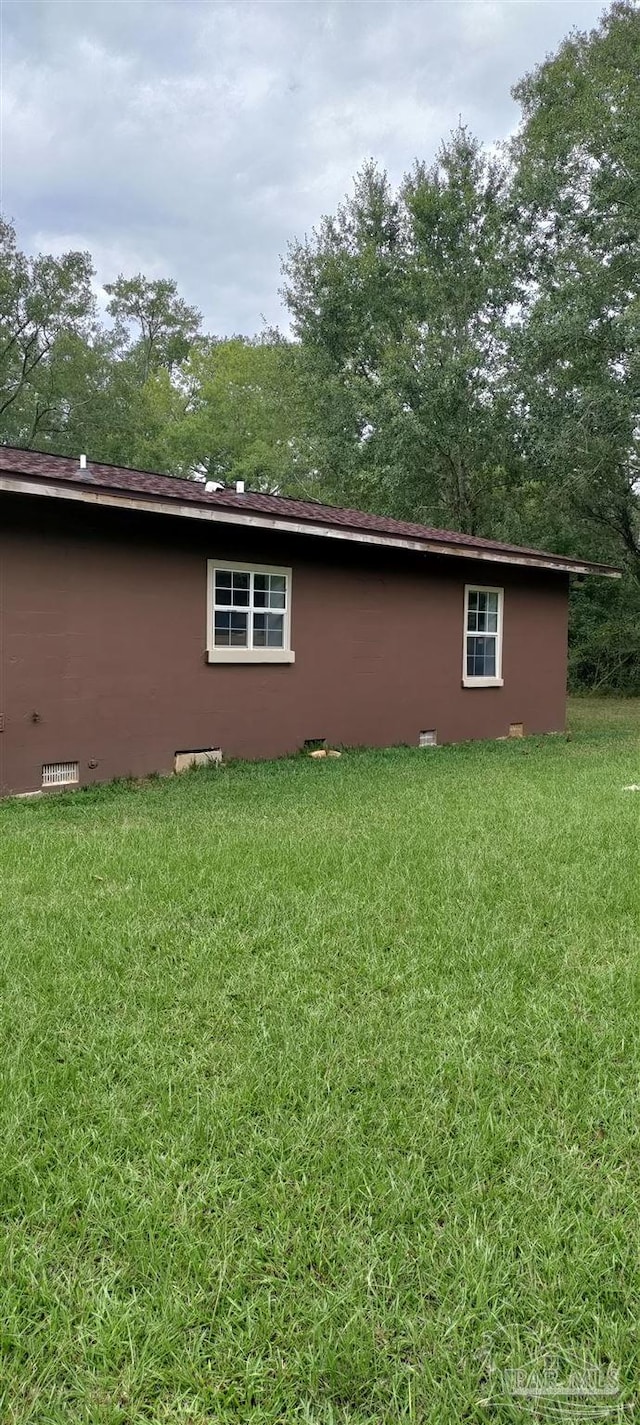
top-left (0, 472), bottom-right (622, 578)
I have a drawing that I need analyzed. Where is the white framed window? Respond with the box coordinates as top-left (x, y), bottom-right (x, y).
top-left (463, 585), bottom-right (504, 687)
top-left (206, 560), bottom-right (294, 664)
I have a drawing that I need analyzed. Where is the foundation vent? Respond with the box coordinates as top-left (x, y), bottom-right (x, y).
top-left (174, 748), bottom-right (222, 773)
top-left (42, 761), bottom-right (79, 788)
top-left (509, 722), bottom-right (524, 739)
top-left (419, 730), bottom-right (437, 748)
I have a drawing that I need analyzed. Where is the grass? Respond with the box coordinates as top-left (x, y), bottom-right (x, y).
top-left (1, 696), bottom-right (639, 1424)
top-left (566, 693), bottom-right (640, 738)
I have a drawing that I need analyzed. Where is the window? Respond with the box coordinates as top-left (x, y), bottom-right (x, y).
top-left (207, 561), bottom-right (294, 663)
top-left (463, 586), bottom-right (504, 687)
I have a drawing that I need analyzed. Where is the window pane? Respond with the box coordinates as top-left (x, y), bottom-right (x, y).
top-left (466, 635), bottom-right (496, 678)
top-left (215, 611), bottom-right (248, 646)
top-left (215, 569), bottom-right (251, 606)
top-left (253, 612), bottom-right (284, 648)
top-left (215, 570), bottom-right (232, 604)
top-left (214, 611), bottom-right (231, 645)
top-left (231, 572), bottom-right (250, 606)
top-left (467, 589), bottom-right (499, 633)
top-left (266, 613), bottom-right (284, 647)
top-left (254, 573), bottom-right (287, 610)
top-left (230, 611), bottom-right (248, 646)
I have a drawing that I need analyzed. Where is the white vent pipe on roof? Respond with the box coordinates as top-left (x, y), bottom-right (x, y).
top-left (79, 453), bottom-right (87, 470)
top-left (235, 479), bottom-right (245, 494)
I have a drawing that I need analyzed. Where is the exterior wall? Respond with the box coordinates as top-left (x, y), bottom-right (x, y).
top-left (0, 494), bottom-right (569, 796)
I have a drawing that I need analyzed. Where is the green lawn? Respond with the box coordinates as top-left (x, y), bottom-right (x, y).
top-left (1, 698), bottom-right (639, 1423)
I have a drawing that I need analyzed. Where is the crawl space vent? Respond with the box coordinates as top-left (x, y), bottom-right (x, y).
top-left (509, 722), bottom-right (524, 739)
top-left (419, 730), bottom-right (437, 748)
top-left (42, 761), bottom-right (79, 788)
top-left (174, 748), bottom-right (222, 773)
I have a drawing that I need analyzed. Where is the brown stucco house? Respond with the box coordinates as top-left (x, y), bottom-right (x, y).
top-left (0, 446), bottom-right (618, 797)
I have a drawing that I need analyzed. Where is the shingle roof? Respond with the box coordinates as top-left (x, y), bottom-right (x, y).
top-left (0, 444), bottom-right (620, 576)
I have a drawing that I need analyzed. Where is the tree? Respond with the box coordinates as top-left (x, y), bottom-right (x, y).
top-left (509, 0), bottom-right (640, 578)
top-left (381, 130), bottom-right (514, 533)
top-left (104, 275), bottom-right (202, 380)
top-left (282, 130), bottom-right (515, 533)
top-left (152, 333), bottom-right (312, 490)
top-left (0, 219), bottom-right (96, 446)
top-left (506, 0), bottom-right (640, 689)
top-left (283, 163), bottom-right (407, 504)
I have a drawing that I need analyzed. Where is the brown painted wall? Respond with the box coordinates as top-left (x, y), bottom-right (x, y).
top-left (0, 494), bottom-right (569, 795)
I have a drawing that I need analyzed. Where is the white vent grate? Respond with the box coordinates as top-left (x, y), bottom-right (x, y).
top-left (42, 761), bottom-right (79, 788)
top-left (419, 730), bottom-right (437, 748)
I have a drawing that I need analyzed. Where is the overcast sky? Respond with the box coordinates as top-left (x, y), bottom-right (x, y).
top-left (3, 0), bottom-right (604, 336)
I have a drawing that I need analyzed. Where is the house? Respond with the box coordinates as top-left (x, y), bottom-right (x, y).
top-left (0, 446), bottom-right (619, 797)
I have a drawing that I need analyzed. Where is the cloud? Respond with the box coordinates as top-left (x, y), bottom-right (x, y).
top-left (2, 0), bottom-right (604, 335)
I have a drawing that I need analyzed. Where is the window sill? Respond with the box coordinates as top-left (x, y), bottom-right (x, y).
top-left (207, 648), bottom-right (295, 664)
top-left (462, 676), bottom-right (504, 688)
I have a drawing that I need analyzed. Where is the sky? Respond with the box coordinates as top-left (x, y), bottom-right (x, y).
top-left (2, 0), bottom-right (605, 336)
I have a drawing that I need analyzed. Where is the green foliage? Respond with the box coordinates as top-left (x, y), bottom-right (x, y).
top-left (0, 218), bottom-right (96, 446)
top-left (104, 273), bottom-right (202, 379)
top-left (282, 131), bottom-right (515, 533)
top-left (569, 576), bottom-right (640, 693)
top-left (0, 229), bottom-right (309, 486)
top-left (506, 0), bottom-right (640, 688)
top-left (509, 0), bottom-right (640, 566)
top-left (157, 333), bottom-right (313, 490)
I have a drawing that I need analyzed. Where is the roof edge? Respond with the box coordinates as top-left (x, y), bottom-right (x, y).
top-left (0, 471), bottom-right (622, 578)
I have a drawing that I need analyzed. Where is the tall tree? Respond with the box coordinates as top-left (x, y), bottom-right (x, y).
top-left (150, 333), bottom-right (311, 490)
top-left (0, 219), bottom-right (96, 446)
top-left (104, 275), bottom-right (202, 380)
top-left (282, 130), bottom-right (514, 533)
top-left (509, 0), bottom-right (640, 578)
top-left (383, 130), bottom-right (513, 533)
top-left (506, 0), bottom-right (640, 690)
top-left (283, 163), bottom-right (407, 505)
top-left (48, 276), bottom-right (203, 467)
